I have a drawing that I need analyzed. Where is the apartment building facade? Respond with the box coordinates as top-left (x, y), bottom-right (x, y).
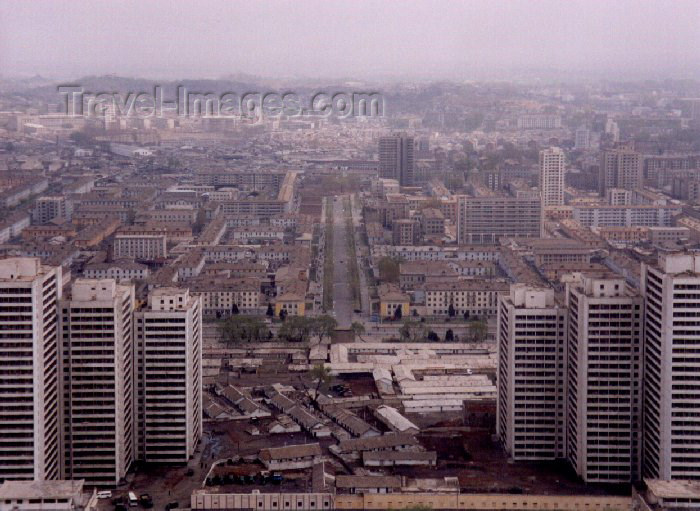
top-left (0, 258), bottom-right (62, 481)
top-left (113, 234), bottom-right (167, 260)
top-left (60, 279), bottom-right (136, 486)
top-left (539, 147), bottom-right (565, 207)
top-left (566, 276), bottom-right (642, 483)
top-left (642, 254), bottom-right (700, 480)
top-left (135, 288), bottom-right (202, 464)
top-left (497, 286), bottom-right (567, 461)
top-left (379, 135), bottom-right (414, 186)
top-left (457, 195), bottom-right (542, 245)
top-left (599, 146), bottom-right (643, 195)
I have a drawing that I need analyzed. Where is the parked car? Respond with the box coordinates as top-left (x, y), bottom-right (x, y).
top-left (139, 494), bottom-right (153, 509)
top-left (97, 490), bottom-right (112, 499)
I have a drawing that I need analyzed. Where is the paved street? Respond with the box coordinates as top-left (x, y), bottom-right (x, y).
top-left (330, 196), bottom-right (354, 327)
top-left (95, 433), bottom-right (212, 510)
top-left (349, 195), bottom-right (372, 318)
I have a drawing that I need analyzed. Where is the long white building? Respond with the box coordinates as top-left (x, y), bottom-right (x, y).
top-left (642, 253), bottom-right (700, 480)
top-left (135, 287), bottom-right (203, 464)
top-left (0, 258), bottom-right (62, 481)
top-left (60, 279), bottom-right (136, 486)
top-left (497, 285), bottom-right (567, 461)
top-left (113, 234), bottom-right (167, 260)
top-left (566, 276), bottom-right (642, 483)
top-left (572, 204), bottom-right (681, 228)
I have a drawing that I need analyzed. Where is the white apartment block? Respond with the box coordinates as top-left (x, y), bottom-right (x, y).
top-left (392, 219), bottom-right (416, 246)
top-left (425, 280), bottom-right (509, 318)
top-left (0, 258), bottom-right (62, 481)
top-left (34, 196), bottom-right (71, 224)
top-left (566, 276), bottom-right (642, 483)
top-left (83, 262), bottom-right (150, 282)
top-left (517, 114), bottom-right (562, 130)
top-left (574, 127), bottom-right (591, 150)
top-left (143, 208), bottom-right (197, 224)
top-left (642, 254), bottom-right (700, 480)
top-left (114, 234), bottom-right (167, 260)
top-left (60, 279), bottom-right (136, 486)
top-left (374, 245), bottom-right (500, 262)
top-left (135, 288), bottom-right (202, 464)
top-left (572, 205), bottom-right (680, 228)
top-left (599, 147), bottom-right (643, 195)
top-left (379, 135), bottom-right (414, 186)
top-left (539, 147), bottom-right (565, 207)
top-left (188, 280), bottom-right (261, 317)
top-left (231, 227), bottom-right (285, 243)
top-left (457, 195), bottom-right (542, 245)
top-left (497, 285), bottom-right (567, 461)
top-left (606, 188), bottom-right (632, 206)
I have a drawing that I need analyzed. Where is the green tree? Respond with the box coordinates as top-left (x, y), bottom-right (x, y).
top-left (309, 364), bottom-right (332, 405)
top-left (312, 315), bottom-right (337, 344)
top-left (193, 208), bottom-right (207, 234)
top-left (219, 316), bottom-right (266, 344)
top-left (243, 316), bottom-right (266, 342)
top-left (266, 303), bottom-right (274, 317)
top-left (166, 156), bottom-right (181, 170)
top-left (393, 305), bottom-right (402, 320)
top-left (445, 329), bottom-right (454, 342)
top-left (468, 319), bottom-right (488, 343)
top-left (448, 303), bottom-right (456, 317)
top-left (278, 316), bottom-right (313, 343)
top-left (351, 321), bottom-right (366, 342)
top-left (378, 256), bottom-right (401, 283)
top-left (219, 316), bottom-right (243, 344)
top-left (399, 320), bottom-right (427, 343)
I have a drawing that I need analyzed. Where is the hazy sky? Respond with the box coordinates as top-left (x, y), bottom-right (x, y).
top-left (1, 0), bottom-right (699, 80)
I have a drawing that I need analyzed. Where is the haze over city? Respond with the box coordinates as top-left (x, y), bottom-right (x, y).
top-left (4, 2), bottom-right (700, 511)
top-left (1, 0), bottom-right (699, 80)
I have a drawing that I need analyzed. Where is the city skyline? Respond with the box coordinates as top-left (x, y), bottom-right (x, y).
top-left (3, 1), bottom-right (700, 510)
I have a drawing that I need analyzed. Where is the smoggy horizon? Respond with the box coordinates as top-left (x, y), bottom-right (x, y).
top-left (1, 0), bottom-right (699, 82)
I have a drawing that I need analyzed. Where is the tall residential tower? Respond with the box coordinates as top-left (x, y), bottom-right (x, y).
top-left (135, 287), bottom-right (203, 464)
top-left (0, 258), bottom-right (62, 481)
top-left (566, 276), bottom-right (642, 483)
top-left (497, 285), bottom-right (567, 461)
top-left (379, 135), bottom-right (414, 186)
top-left (60, 279), bottom-right (136, 486)
top-left (642, 254), bottom-right (700, 480)
top-left (599, 145), bottom-right (643, 195)
top-left (539, 147), bottom-right (565, 207)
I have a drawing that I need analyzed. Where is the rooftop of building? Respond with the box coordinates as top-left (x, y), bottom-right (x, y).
top-left (645, 478), bottom-right (700, 500)
top-left (0, 479), bottom-right (85, 499)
